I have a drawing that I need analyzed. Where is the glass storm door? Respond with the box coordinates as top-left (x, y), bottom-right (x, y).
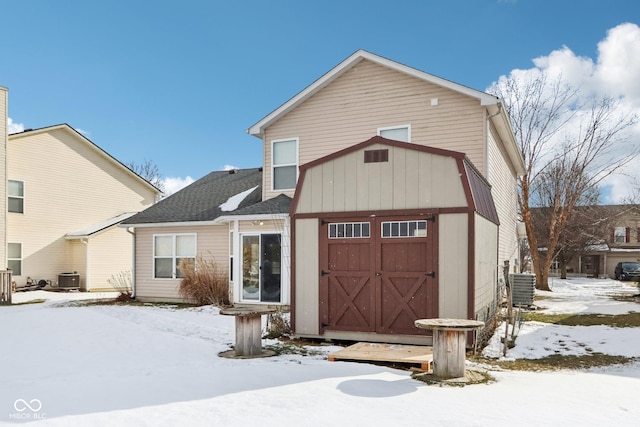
top-left (241, 234), bottom-right (281, 303)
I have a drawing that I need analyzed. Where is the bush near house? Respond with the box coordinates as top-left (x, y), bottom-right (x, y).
top-left (178, 256), bottom-right (230, 307)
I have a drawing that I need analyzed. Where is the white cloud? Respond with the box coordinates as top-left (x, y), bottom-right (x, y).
top-left (223, 164), bottom-right (239, 171)
top-left (162, 176), bottom-right (195, 196)
top-left (7, 117), bottom-right (24, 134)
top-left (492, 23), bottom-right (640, 203)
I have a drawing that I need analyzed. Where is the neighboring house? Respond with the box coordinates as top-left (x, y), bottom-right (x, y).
top-left (7, 124), bottom-right (161, 291)
top-left (556, 205), bottom-right (640, 279)
top-left (125, 50), bottom-right (525, 346)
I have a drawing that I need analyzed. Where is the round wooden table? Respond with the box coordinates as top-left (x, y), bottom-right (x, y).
top-left (219, 306), bottom-right (276, 358)
top-left (414, 318), bottom-right (485, 379)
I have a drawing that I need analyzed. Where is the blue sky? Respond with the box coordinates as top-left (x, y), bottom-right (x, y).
top-left (1, 0), bottom-right (639, 193)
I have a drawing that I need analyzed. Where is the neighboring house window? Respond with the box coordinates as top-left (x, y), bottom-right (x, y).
top-left (614, 227), bottom-right (628, 243)
top-left (272, 138), bottom-right (298, 190)
top-left (8, 243), bottom-right (22, 276)
top-left (153, 234), bottom-right (196, 279)
top-left (378, 125), bottom-right (411, 142)
top-left (8, 180), bottom-right (24, 213)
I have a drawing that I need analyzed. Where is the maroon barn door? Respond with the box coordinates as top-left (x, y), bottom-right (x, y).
top-left (320, 217), bottom-right (437, 335)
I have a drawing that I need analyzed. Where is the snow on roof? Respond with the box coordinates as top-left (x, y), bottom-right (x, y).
top-left (219, 185), bottom-right (259, 212)
top-left (65, 212), bottom-right (137, 238)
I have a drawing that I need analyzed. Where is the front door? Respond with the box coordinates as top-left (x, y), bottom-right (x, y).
top-left (319, 217), bottom-right (438, 335)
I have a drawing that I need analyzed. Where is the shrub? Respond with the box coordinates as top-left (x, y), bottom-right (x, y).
top-left (178, 256), bottom-right (230, 307)
top-left (107, 270), bottom-right (133, 301)
top-left (265, 308), bottom-right (292, 339)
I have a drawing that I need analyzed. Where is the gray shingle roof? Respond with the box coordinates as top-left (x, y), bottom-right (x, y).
top-left (122, 168), bottom-right (264, 225)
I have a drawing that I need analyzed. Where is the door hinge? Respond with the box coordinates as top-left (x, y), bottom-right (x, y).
top-left (426, 271), bottom-right (436, 278)
top-left (321, 270), bottom-right (331, 276)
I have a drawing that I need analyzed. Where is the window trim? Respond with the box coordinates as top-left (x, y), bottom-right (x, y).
top-left (8, 242), bottom-right (22, 276)
top-left (8, 179), bottom-right (25, 214)
top-left (152, 233), bottom-right (197, 280)
top-left (271, 137), bottom-right (299, 191)
top-left (377, 124), bottom-right (411, 143)
top-left (614, 227), bottom-right (628, 244)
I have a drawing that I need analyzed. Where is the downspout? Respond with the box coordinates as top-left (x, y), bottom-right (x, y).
top-left (81, 238), bottom-right (89, 291)
top-left (126, 227), bottom-right (136, 298)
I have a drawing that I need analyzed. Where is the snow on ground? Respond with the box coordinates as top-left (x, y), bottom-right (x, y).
top-left (1, 279), bottom-right (639, 426)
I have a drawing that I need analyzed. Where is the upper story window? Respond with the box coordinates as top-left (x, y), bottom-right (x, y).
top-left (378, 125), bottom-right (411, 143)
top-left (614, 227), bottom-right (628, 243)
top-left (153, 234), bottom-right (196, 279)
top-left (8, 180), bottom-right (24, 213)
top-left (272, 138), bottom-right (298, 190)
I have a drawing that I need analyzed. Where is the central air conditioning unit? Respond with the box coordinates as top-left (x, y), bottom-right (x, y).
top-left (58, 273), bottom-right (80, 289)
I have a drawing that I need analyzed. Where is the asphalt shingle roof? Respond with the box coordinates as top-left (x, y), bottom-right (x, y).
top-left (123, 168), bottom-right (273, 225)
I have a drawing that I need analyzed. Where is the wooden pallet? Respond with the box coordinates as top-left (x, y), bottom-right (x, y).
top-left (328, 342), bottom-right (433, 371)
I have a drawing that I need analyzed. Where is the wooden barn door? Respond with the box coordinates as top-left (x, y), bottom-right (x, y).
top-left (320, 217), bottom-right (438, 335)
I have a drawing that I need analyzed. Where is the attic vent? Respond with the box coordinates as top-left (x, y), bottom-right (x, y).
top-left (228, 169), bottom-right (238, 174)
top-left (364, 149), bottom-right (389, 163)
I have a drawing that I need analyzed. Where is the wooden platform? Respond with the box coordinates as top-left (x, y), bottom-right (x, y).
top-left (328, 342), bottom-right (433, 371)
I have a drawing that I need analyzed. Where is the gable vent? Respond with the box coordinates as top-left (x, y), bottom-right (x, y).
top-left (364, 149), bottom-right (389, 163)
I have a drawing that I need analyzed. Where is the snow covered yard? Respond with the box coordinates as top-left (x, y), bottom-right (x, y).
top-left (1, 279), bottom-right (639, 427)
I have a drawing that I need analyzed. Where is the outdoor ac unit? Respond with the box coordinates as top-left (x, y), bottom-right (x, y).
top-left (509, 273), bottom-right (536, 306)
top-left (58, 273), bottom-right (80, 289)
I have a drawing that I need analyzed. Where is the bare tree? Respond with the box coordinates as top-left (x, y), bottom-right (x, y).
top-left (126, 159), bottom-right (165, 192)
top-left (490, 74), bottom-right (637, 290)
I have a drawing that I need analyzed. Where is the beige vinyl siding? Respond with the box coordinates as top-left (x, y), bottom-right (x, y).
top-left (487, 124), bottom-right (519, 266)
top-left (0, 87), bottom-right (7, 266)
top-left (296, 144), bottom-right (467, 214)
top-left (293, 218), bottom-right (319, 335)
top-left (438, 213), bottom-right (468, 318)
top-left (7, 128), bottom-right (157, 286)
top-left (134, 225), bottom-right (229, 302)
top-left (85, 227), bottom-right (135, 291)
top-left (263, 59), bottom-right (486, 201)
top-left (474, 213), bottom-right (498, 317)
top-left (68, 240), bottom-right (86, 287)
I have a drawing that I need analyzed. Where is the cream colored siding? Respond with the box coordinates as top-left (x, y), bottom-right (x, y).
top-left (438, 213), bottom-right (468, 318)
top-left (68, 240), bottom-right (86, 287)
top-left (0, 88), bottom-right (7, 265)
top-left (263, 59), bottom-right (486, 201)
top-left (7, 127), bottom-right (158, 287)
top-left (86, 228), bottom-right (135, 291)
top-left (487, 124), bottom-right (519, 266)
top-left (296, 144), bottom-right (467, 214)
top-left (474, 213), bottom-right (498, 316)
top-left (293, 218), bottom-right (319, 335)
top-left (134, 225), bottom-right (229, 302)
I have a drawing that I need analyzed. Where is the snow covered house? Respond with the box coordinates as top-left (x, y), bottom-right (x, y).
top-left (124, 50), bottom-right (525, 345)
top-left (6, 123), bottom-right (160, 291)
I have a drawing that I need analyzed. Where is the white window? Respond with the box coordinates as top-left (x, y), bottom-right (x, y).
top-left (381, 220), bottom-right (427, 238)
top-left (328, 222), bottom-right (370, 239)
top-left (378, 125), bottom-right (411, 143)
top-left (272, 138), bottom-right (298, 190)
top-left (614, 227), bottom-right (627, 243)
top-left (8, 243), bottom-right (22, 276)
top-left (8, 180), bottom-right (24, 213)
top-left (153, 234), bottom-right (196, 279)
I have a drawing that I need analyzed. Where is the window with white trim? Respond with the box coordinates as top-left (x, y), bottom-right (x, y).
top-left (153, 234), bottom-right (196, 279)
top-left (8, 243), bottom-right (22, 276)
top-left (8, 180), bottom-right (24, 213)
top-left (614, 227), bottom-right (627, 243)
top-left (381, 220), bottom-right (427, 238)
top-left (328, 222), bottom-right (371, 239)
top-left (272, 138), bottom-right (298, 190)
top-left (378, 125), bottom-right (411, 142)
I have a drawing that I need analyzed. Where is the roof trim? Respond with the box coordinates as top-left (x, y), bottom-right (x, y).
top-left (247, 50), bottom-right (500, 137)
top-left (9, 124), bottom-right (162, 194)
top-left (66, 212), bottom-right (138, 238)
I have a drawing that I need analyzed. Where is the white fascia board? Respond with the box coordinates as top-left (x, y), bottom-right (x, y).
top-left (118, 220), bottom-right (222, 229)
top-left (213, 213), bottom-right (289, 225)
